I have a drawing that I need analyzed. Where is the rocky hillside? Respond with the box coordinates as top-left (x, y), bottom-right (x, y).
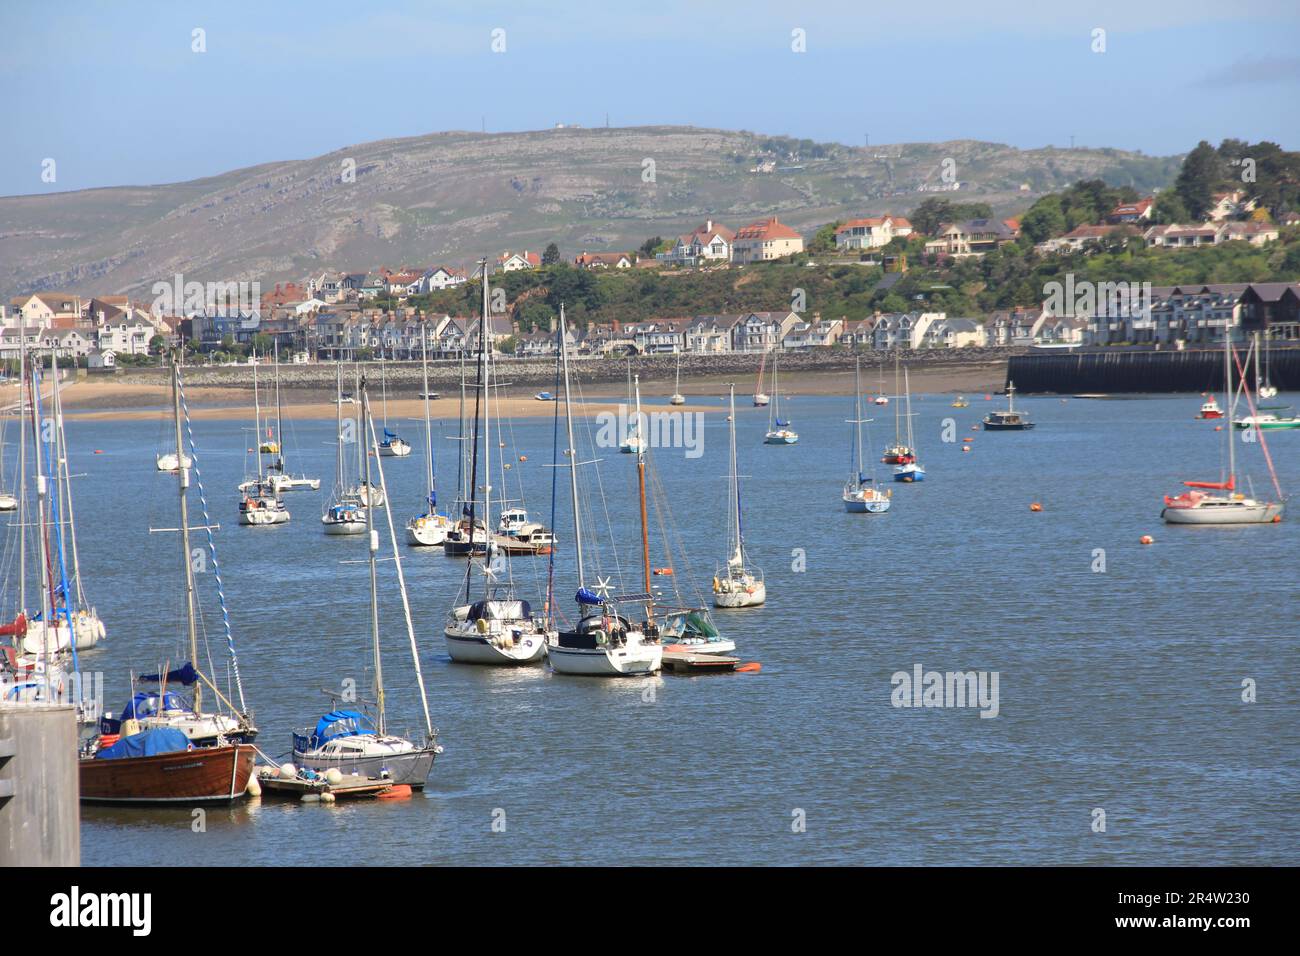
top-left (0, 126), bottom-right (1180, 297)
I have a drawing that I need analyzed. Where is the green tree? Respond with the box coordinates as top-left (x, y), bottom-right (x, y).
top-left (1020, 196), bottom-right (1066, 243)
top-left (1175, 141), bottom-right (1225, 221)
top-left (496, 335), bottom-right (518, 355)
top-left (810, 221), bottom-right (842, 254)
top-left (1152, 191), bottom-right (1189, 224)
top-left (542, 243), bottom-right (561, 266)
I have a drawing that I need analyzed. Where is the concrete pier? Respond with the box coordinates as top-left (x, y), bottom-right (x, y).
top-left (0, 704), bottom-right (80, 867)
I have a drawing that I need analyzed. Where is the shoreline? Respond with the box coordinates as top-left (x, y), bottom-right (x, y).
top-left (41, 364), bottom-right (1009, 420)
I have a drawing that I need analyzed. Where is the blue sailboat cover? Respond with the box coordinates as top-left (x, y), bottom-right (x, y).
top-left (120, 690), bottom-right (186, 720)
top-left (298, 710), bottom-right (375, 751)
top-left (576, 587), bottom-right (604, 606)
top-left (137, 662), bottom-right (198, 685)
top-left (383, 428), bottom-right (398, 440)
top-left (95, 727), bottom-right (191, 760)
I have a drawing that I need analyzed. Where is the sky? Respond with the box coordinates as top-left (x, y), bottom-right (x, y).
top-left (1, 0), bottom-right (1298, 197)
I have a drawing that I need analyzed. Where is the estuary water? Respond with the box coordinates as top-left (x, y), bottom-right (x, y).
top-left (20, 386), bottom-right (1298, 866)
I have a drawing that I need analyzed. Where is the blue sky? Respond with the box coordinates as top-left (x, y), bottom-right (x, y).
top-left (2, 0), bottom-right (1297, 196)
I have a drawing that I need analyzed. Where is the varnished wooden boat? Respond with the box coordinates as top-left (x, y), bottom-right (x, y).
top-left (80, 743), bottom-right (256, 804)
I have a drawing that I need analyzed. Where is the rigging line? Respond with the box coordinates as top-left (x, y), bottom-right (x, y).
top-left (1231, 345), bottom-right (1285, 501)
top-left (178, 375), bottom-right (246, 713)
top-left (29, 364), bottom-right (79, 673)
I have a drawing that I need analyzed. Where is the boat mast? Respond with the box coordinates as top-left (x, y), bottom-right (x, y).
top-left (854, 358), bottom-right (864, 482)
top-left (31, 359), bottom-right (52, 638)
top-left (481, 261), bottom-right (494, 601)
top-left (634, 374), bottom-right (650, 595)
top-left (1007, 381), bottom-right (1016, 415)
top-left (1226, 325), bottom-right (1236, 486)
top-left (17, 335), bottom-right (26, 613)
top-left (274, 340), bottom-right (284, 472)
top-left (904, 367), bottom-right (916, 454)
top-left (51, 357), bottom-right (84, 609)
top-left (252, 351), bottom-right (262, 483)
top-left (359, 380), bottom-right (385, 735)
top-left (559, 306), bottom-right (585, 590)
top-left (421, 328), bottom-right (434, 512)
top-left (354, 366), bottom-right (364, 491)
top-left (334, 362), bottom-right (345, 492)
top-left (172, 361), bottom-right (201, 714)
top-left (728, 383), bottom-right (741, 564)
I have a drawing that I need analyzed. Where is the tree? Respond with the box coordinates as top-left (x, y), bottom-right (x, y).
top-left (542, 243), bottom-right (561, 266)
top-left (1151, 191), bottom-right (1189, 225)
top-left (1175, 141), bottom-right (1225, 221)
top-left (496, 335), bottom-right (518, 355)
top-left (1020, 196), bottom-right (1066, 243)
top-left (638, 236), bottom-right (664, 259)
top-left (909, 198), bottom-right (994, 235)
top-left (810, 221), bottom-right (842, 254)
top-left (149, 334), bottom-right (166, 355)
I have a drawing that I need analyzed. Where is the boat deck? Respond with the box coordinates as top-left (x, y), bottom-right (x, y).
top-left (256, 769), bottom-right (396, 799)
top-left (660, 649), bottom-right (740, 674)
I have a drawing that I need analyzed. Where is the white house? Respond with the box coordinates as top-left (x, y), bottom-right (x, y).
top-left (834, 215), bottom-right (914, 251)
top-left (659, 221), bottom-right (735, 266)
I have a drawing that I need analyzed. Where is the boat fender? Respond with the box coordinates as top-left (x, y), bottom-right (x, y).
top-left (324, 768), bottom-right (344, 785)
top-left (475, 617), bottom-right (489, 634)
top-left (320, 791), bottom-right (336, 804)
top-left (246, 774), bottom-right (262, 797)
top-left (279, 762), bottom-right (297, 780)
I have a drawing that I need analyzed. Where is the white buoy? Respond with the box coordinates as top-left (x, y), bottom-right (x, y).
top-left (279, 762), bottom-right (297, 780)
top-left (301, 793), bottom-right (320, 803)
top-left (324, 768), bottom-right (344, 785)
top-left (245, 774), bottom-right (262, 797)
top-left (321, 791), bottom-right (337, 804)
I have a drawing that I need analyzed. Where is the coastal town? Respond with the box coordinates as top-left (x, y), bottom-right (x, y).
top-left (5, 184), bottom-right (1299, 372)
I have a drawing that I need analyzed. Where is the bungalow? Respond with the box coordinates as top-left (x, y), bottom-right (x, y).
top-left (498, 251), bottom-right (541, 272)
top-left (1143, 224), bottom-right (1220, 249)
top-left (574, 252), bottom-right (635, 270)
top-left (731, 218), bottom-right (804, 264)
top-left (659, 221), bottom-right (735, 266)
top-left (1037, 224), bottom-right (1138, 254)
top-left (1217, 221), bottom-right (1280, 245)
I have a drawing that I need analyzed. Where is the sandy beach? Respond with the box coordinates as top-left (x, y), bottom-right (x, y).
top-left (43, 364), bottom-right (1006, 422)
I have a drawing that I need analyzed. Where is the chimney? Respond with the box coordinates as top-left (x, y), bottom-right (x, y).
top-left (548, 313), bottom-right (557, 334)
top-left (706, 219), bottom-right (712, 232)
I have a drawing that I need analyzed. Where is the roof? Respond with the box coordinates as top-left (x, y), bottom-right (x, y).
top-left (680, 220), bottom-right (735, 244)
top-left (734, 217), bottom-right (802, 242)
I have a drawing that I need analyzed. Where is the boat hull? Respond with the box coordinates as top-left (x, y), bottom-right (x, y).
top-left (239, 508), bottom-right (290, 525)
top-left (844, 495), bottom-right (891, 513)
top-left (322, 517), bottom-right (366, 535)
top-left (982, 421), bottom-right (1035, 431)
top-left (892, 466), bottom-right (926, 482)
top-left (713, 582), bottom-right (766, 608)
top-left (293, 746), bottom-right (437, 789)
top-left (443, 628), bottom-right (547, 665)
top-left (1161, 502), bottom-right (1283, 525)
top-left (546, 642), bottom-right (663, 676)
top-left (764, 432), bottom-right (798, 445)
top-left (406, 516), bottom-right (451, 546)
top-left (379, 441), bottom-right (413, 457)
top-left (80, 743), bottom-right (255, 803)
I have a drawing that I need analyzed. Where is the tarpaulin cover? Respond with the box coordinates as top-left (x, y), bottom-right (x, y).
top-left (95, 727), bottom-right (191, 760)
top-left (576, 587), bottom-right (604, 606)
top-left (137, 662), bottom-right (198, 685)
top-left (120, 690), bottom-right (186, 720)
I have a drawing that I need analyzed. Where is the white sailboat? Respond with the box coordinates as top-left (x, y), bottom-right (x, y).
top-left (442, 350), bottom-right (487, 556)
top-left (892, 367), bottom-right (926, 482)
top-left (753, 350), bottom-right (771, 406)
top-left (237, 352), bottom-right (290, 525)
top-left (714, 384), bottom-right (766, 608)
top-left (322, 363), bottom-right (368, 535)
top-left (444, 262), bottom-right (551, 664)
top-left (669, 351), bottom-right (686, 405)
top-left (619, 356), bottom-right (646, 454)
top-left (546, 308), bottom-right (663, 676)
top-left (262, 342), bottom-right (320, 491)
top-left (294, 380), bottom-right (440, 786)
top-left (0, 408), bottom-right (18, 511)
top-left (377, 361), bottom-right (413, 457)
top-left (843, 358), bottom-right (892, 513)
top-left (1162, 330), bottom-right (1285, 525)
top-left (346, 366), bottom-right (386, 508)
top-left (763, 349), bottom-right (797, 444)
top-left (406, 330), bottom-right (454, 546)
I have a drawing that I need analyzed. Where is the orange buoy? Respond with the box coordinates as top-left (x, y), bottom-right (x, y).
top-left (653, 567), bottom-right (674, 576)
top-left (1214, 425), bottom-right (1222, 431)
top-left (378, 785), bottom-right (413, 800)
top-left (1272, 515), bottom-right (1282, 523)
top-left (984, 394), bottom-right (992, 401)
top-left (737, 662), bottom-right (762, 673)
top-left (519, 455), bottom-right (527, 462)
top-left (1140, 535), bottom-right (1154, 545)
top-left (94, 449), bottom-right (104, 454)
top-left (962, 437), bottom-right (973, 442)
top-left (1029, 502), bottom-right (1042, 512)
top-left (962, 446), bottom-right (971, 452)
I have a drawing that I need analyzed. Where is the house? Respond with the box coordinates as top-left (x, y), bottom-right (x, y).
top-left (924, 219), bottom-right (1018, 257)
top-left (871, 312), bottom-right (945, 350)
top-left (498, 251), bottom-right (541, 272)
top-left (834, 215), bottom-right (914, 251)
top-left (6, 292), bottom-right (84, 329)
top-left (358, 273), bottom-right (388, 300)
top-left (87, 348), bottom-right (117, 373)
top-left (1217, 221), bottom-right (1280, 245)
top-left (97, 317), bottom-right (155, 356)
top-left (1279, 211), bottom-right (1300, 228)
top-left (1033, 316), bottom-right (1087, 346)
top-left (421, 266), bottom-right (468, 291)
top-left (1143, 224), bottom-right (1220, 249)
top-left (1240, 283), bottom-right (1300, 340)
top-left (730, 311), bottom-right (801, 352)
top-left (308, 272), bottom-right (344, 301)
top-left (684, 316), bottom-right (734, 354)
top-left (841, 317), bottom-right (877, 348)
top-left (1107, 197), bottom-right (1154, 224)
top-left (987, 308), bottom-right (1046, 346)
top-left (626, 319), bottom-right (685, 354)
top-left (41, 328), bottom-right (93, 360)
top-left (731, 218), bottom-right (804, 264)
top-left (1207, 190), bottom-right (1257, 222)
top-left (574, 252), bottom-right (635, 270)
top-left (920, 317), bottom-right (985, 348)
top-left (659, 221), bottom-right (735, 266)
top-left (260, 282), bottom-right (309, 309)
top-left (385, 270), bottom-right (424, 297)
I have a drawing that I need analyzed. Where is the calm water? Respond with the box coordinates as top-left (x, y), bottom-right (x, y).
top-left (23, 387), bottom-right (1300, 865)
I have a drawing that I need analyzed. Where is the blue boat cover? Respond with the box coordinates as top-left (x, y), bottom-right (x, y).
top-left (95, 727), bottom-right (191, 760)
top-left (383, 428), bottom-right (398, 440)
top-left (137, 662), bottom-right (198, 685)
top-left (776, 419), bottom-right (791, 427)
top-left (576, 587), bottom-right (604, 606)
top-left (306, 710), bottom-right (374, 749)
top-left (119, 690), bottom-right (185, 721)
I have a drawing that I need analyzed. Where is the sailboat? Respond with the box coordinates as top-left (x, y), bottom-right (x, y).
top-left (1258, 328), bottom-right (1279, 399)
top-left (982, 381), bottom-right (1035, 430)
top-left (546, 309), bottom-right (663, 676)
top-left (406, 330), bottom-right (454, 546)
top-left (377, 362), bottom-right (413, 457)
top-left (670, 351), bottom-right (686, 405)
top-left (322, 363), bottom-right (368, 535)
top-left (843, 359), bottom-right (892, 513)
top-left (236, 352), bottom-right (290, 525)
top-left (763, 349), bottom-right (798, 444)
top-left (1233, 336), bottom-right (1298, 427)
top-left (293, 379), bottom-right (441, 786)
top-left (892, 368), bottom-right (925, 482)
top-left (881, 353), bottom-right (914, 463)
top-left (443, 263), bottom-right (552, 664)
top-left (714, 384), bottom-right (767, 607)
top-left (262, 342), bottom-right (320, 491)
top-left (81, 361), bottom-right (257, 803)
top-left (346, 367), bottom-right (386, 508)
top-left (753, 350), bottom-right (771, 406)
top-left (619, 356), bottom-right (646, 454)
top-left (0, 409), bottom-right (17, 511)
top-left (1162, 331), bottom-right (1285, 525)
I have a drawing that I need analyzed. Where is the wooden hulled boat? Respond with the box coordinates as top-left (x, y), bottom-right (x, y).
top-left (80, 728), bottom-right (255, 803)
